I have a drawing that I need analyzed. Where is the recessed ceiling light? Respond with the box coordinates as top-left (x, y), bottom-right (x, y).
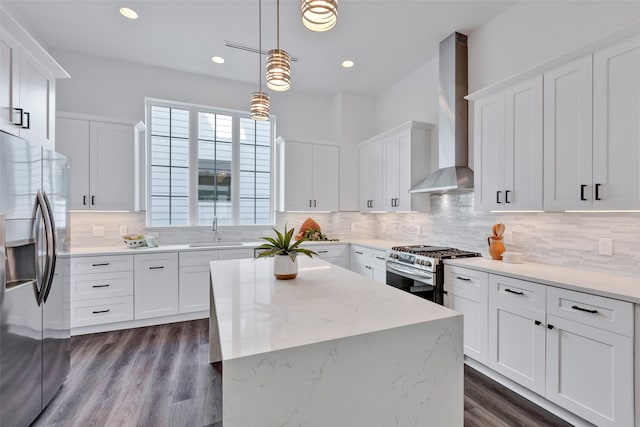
top-left (342, 60), bottom-right (354, 68)
top-left (211, 56), bottom-right (225, 64)
top-left (119, 7), bottom-right (138, 20)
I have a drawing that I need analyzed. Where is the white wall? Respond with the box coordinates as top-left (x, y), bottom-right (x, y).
top-left (52, 49), bottom-right (336, 142)
top-left (467, 1), bottom-right (640, 92)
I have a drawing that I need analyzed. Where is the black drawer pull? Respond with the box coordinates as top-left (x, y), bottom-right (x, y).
top-left (580, 184), bottom-right (587, 201)
top-left (92, 309), bottom-right (110, 314)
top-left (505, 190), bottom-right (511, 204)
top-left (317, 250), bottom-right (329, 254)
top-left (496, 191), bottom-right (502, 204)
top-left (456, 276), bottom-right (471, 281)
top-left (92, 284), bottom-right (110, 288)
top-left (83, 195), bottom-right (88, 206)
top-left (22, 111), bottom-right (30, 129)
top-left (375, 256), bottom-right (385, 260)
top-left (505, 288), bottom-right (524, 295)
top-left (534, 320), bottom-right (542, 326)
top-left (547, 324), bottom-right (554, 330)
top-left (149, 266), bottom-right (165, 270)
top-left (355, 251), bottom-right (363, 255)
top-left (595, 183), bottom-right (602, 201)
top-left (92, 263), bottom-right (110, 267)
top-left (571, 305), bottom-right (598, 314)
top-left (13, 107), bottom-right (23, 126)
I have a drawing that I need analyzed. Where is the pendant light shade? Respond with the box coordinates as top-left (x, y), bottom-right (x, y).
top-left (301, 0), bottom-right (338, 32)
top-left (251, 0), bottom-right (270, 121)
top-left (266, 0), bottom-right (291, 92)
top-left (250, 91), bottom-right (270, 121)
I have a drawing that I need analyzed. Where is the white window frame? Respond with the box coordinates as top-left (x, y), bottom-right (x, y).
top-left (144, 97), bottom-right (276, 227)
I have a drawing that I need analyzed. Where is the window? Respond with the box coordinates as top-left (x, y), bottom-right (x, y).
top-left (147, 99), bottom-right (274, 226)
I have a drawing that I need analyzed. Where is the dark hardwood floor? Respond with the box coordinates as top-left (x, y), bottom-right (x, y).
top-left (33, 319), bottom-right (572, 427)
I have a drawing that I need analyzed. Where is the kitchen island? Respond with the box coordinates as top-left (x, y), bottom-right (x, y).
top-left (209, 257), bottom-right (463, 426)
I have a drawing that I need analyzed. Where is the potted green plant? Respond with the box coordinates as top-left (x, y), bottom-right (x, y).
top-left (256, 225), bottom-right (317, 279)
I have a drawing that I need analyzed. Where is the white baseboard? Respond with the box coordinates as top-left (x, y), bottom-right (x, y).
top-left (71, 311), bottom-right (209, 336)
top-left (464, 357), bottom-right (595, 427)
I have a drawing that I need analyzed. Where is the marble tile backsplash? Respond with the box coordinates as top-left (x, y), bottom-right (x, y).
top-left (70, 193), bottom-right (640, 276)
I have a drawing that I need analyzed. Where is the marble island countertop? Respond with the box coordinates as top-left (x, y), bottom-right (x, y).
top-left (208, 256), bottom-right (464, 426)
top-left (209, 256), bottom-right (459, 360)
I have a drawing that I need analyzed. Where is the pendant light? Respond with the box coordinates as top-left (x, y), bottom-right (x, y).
top-left (266, 0), bottom-right (291, 91)
top-left (251, 0), bottom-right (270, 121)
top-left (301, 0), bottom-right (338, 32)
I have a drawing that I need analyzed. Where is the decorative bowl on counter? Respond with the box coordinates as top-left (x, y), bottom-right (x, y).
top-left (122, 234), bottom-right (147, 248)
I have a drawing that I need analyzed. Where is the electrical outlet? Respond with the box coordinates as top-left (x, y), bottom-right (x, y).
top-left (503, 231), bottom-right (513, 245)
top-left (350, 223), bottom-right (357, 232)
top-left (416, 225), bottom-right (422, 235)
top-left (119, 225), bottom-right (128, 235)
top-left (598, 238), bottom-right (613, 256)
top-left (92, 226), bottom-right (105, 237)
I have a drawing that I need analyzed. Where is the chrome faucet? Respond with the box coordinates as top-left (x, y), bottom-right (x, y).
top-left (211, 216), bottom-right (220, 243)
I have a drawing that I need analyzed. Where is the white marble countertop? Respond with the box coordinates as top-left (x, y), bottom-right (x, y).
top-left (67, 238), bottom-right (403, 256)
top-left (446, 257), bottom-right (640, 304)
top-left (209, 256), bottom-right (460, 361)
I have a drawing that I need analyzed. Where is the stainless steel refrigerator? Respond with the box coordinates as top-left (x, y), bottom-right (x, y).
top-left (0, 130), bottom-right (70, 426)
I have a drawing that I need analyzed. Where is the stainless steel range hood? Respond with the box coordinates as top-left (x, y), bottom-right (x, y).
top-left (410, 32), bottom-right (473, 193)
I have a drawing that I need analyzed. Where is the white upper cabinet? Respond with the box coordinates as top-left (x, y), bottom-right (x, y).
top-left (543, 55), bottom-right (593, 211)
top-left (0, 10), bottom-right (68, 150)
top-left (592, 35), bottom-right (640, 210)
top-left (56, 115), bottom-right (137, 211)
top-left (277, 138), bottom-right (339, 212)
top-left (475, 77), bottom-right (542, 211)
top-left (360, 121), bottom-right (432, 213)
top-left (359, 139), bottom-right (384, 211)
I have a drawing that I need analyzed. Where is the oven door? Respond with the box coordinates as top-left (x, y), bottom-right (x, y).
top-left (385, 262), bottom-right (436, 302)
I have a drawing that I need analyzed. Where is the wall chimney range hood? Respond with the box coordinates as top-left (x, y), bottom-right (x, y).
top-left (410, 32), bottom-right (473, 194)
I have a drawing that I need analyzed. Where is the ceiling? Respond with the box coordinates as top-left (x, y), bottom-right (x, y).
top-left (3, 0), bottom-right (516, 96)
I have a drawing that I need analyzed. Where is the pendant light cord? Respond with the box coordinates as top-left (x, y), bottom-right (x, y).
top-left (276, 0), bottom-right (280, 49)
top-left (259, 0), bottom-right (262, 90)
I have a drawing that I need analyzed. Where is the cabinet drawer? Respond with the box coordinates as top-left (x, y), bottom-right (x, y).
top-left (218, 248), bottom-right (254, 260)
top-left (71, 271), bottom-right (133, 301)
top-left (445, 266), bottom-right (489, 298)
top-left (71, 296), bottom-right (133, 327)
top-left (547, 287), bottom-right (633, 337)
top-left (179, 250), bottom-right (219, 267)
top-left (370, 249), bottom-right (388, 270)
top-left (311, 244), bottom-right (346, 259)
top-left (71, 255), bottom-right (133, 275)
top-left (351, 246), bottom-right (368, 265)
top-left (490, 275), bottom-right (546, 312)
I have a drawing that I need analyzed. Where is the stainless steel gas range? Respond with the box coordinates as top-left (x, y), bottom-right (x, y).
top-left (386, 245), bottom-right (481, 304)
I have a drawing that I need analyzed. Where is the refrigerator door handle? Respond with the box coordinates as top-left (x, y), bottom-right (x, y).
top-left (33, 191), bottom-right (53, 306)
top-left (41, 191), bottom-right (57, 303)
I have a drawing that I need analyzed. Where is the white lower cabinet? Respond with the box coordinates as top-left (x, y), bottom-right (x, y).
top-left (70, 255), bottom-right (134, 328)
top-left (179, 250), bottom-right (219, 314)
top-left (443, 266), bottom-right (489, 364)
top-left (350, 245), bottom-right (387, 283)
top-left (309, 244), bottom-right (348, 268)
top-left (482, 272), bottom-right (634, 426)
top-left (134, 252), bottom-right (179, 320)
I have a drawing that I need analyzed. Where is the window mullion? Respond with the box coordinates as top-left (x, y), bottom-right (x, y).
top-left (232, 115), bottom-right (241, 225)
top-left (189, 107), bottom-right (198, 225)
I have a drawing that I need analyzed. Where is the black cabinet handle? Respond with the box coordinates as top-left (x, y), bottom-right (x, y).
top-left (92, 263), bottom-right (110, 267)
top-left (595, 183), bottom-right (601, 201)
top-left (149, 266), bottom-right (165, 270)
top-left (456, 276), bottom-right (471, 281)
top-left (571, 305), bottom-right (598, 314)
top-left (314, 200), bottom-right (317, 208)
top-left (505, 288), bottom-right (524, 295)
top-left (92, 284), bottom-right (110, 288)
top-left (318, 250), bottom-right (329, 254)
top-left (92, 309), bottom-right (110, 314)
top-left (83, 195), bottom-right (88, 206)
top-left (375, 256), bottom-right (385, 260)
top-left (505, 190), bottom-right (511, 204)
top-left (13, 107), bottom-right (23, 126)
top-left (534, 320), bottom-right (542, 326)
top-left (22, 112), bottom-right (30, 129)
top-left (442, 290), bottom-right (448, 295)
top-left (496, 191), bottom-right (502, 204)
top-left (355, 251), bottom-right (363, 255)
top-left (580, 184), bottom-right (587, 201)
top-left (547, 324), bottom-right (554, 330)
top-left (91, 195), bottom-right (96, 205)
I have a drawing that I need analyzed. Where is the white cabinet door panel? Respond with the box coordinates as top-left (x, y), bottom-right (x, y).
top-left (134, 253), bottom-right (179, 319)
top-left (19, 49), bottom-right (54, 149)
top-left (383, 134), bottom-right (400, 210)
top-left (283, 141), bottom-right (313, 211)
top-left (546, 314), bottom-right (634, 427)
top-left (474, 93), bottom-right (504, 210)
top-left (179, 265), bottom-right (212, 313)
top-left (218, 248), bottom-right (254, 260)
top-left (56, 118), bottom-right (91, 210)
top-left (543, 56), bottom-right (593, 211)
top-left (593, 36), bottom-right (640, 210)
top-left (0, 30), bottom-right (20, 134)
top-left (312, 144), bottom-right (339, 211)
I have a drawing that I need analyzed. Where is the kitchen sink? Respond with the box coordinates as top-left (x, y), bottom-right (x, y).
top-left (188, 242), bottom-right (244, 248)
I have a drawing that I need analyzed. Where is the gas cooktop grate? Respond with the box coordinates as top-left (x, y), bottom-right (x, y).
top-left (391, 245), bottom-right (482, 259)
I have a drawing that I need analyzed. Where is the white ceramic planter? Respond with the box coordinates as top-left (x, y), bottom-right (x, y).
top-left (273, 255), bottom-right (298, 280)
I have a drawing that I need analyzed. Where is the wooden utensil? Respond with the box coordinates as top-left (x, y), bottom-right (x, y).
top-left (492, 224), bottom-right (499, 237)
top-left (496, 223), bottom-right (505, 237)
